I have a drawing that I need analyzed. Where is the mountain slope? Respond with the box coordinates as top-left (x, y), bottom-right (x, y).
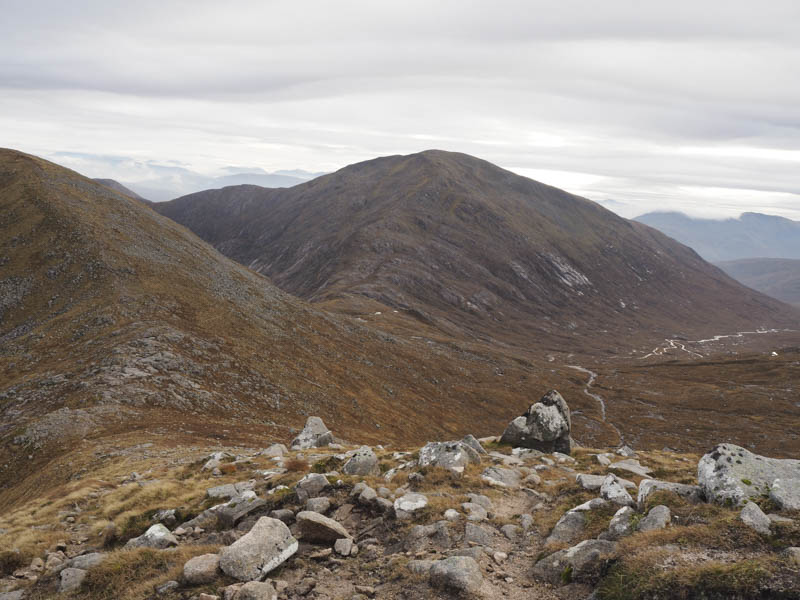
top-left (718, 258), bottom-right (800, 307)
top-left (156, 150), bottom-right (798, 351)
top-left (0, 149), bottom-right (582, 507)
top-left (92, 178), bottom-right (149, 202)
top-left (635, 211), bottom-right (800, 262)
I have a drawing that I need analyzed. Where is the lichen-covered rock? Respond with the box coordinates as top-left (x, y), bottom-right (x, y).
top-left (418, 441), bottom-right (481, 476)
top-left (740, 501), bottom-right (771, 535)
top-left (290, 417), bottom-right (333, 450)
top-left (500, 390), bottom-right (571, 454)
top-left (637, 479), bottom-right (704, 510)
top-left (342, 446), bottom-right (380, 476)
top-left (698, 444), bottom-right (800, 507)
top-left (638, 505), bottom-right (671, 532)
top-left (429, 556), bottom-right (483, 596)
top-left (219, 517), bottom-right (298, 581)
top-left (533, 539), bottom-right (617, 585)
top-left (600, 474), bottom-right (635, 507)
top-left (769, 478), bottom-right (800, 511)
top-left (124, 523), bottom-right (178, 549)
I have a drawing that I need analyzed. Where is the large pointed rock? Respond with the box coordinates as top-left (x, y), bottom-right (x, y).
top-left (219, 517), bottom-right (298, 581)
top-left (290, 417), bottom-right (333, 450)
top-left (698, 444), bottom-right (800, 507)
top-left (499, 390), bottom-right (571, 454)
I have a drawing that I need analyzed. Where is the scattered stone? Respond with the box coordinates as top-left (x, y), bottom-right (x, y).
top-left (290, 417), bottom-right (333, 450)
top-left (533, 540), bottom-right (617, 585)
top-left (261, 443), bottom-right (288, 457)
top-left (740, 501), bottom-right (771, 535)
top-left (480, 466), bottom-right (520, 488)
top-left (342, 446), bottom-right (380, 476)
top-left (769, 478), bottom-right (800, 511)
top-left (236, 581), bottom-right (277, 600)
top-left (419, 440), bottom-right (481, 476)
top-left (59, 567), bottom-right (87, 593)
top-left (294, 473), bottom-right (331, 503)
top-left (638, 505), bottom-right (671, 532)
top-left (601, 506), bottom-right (635, 541)
top-left (461, 434), bottom-right (487, 455)
top-left (124, 523), bottom-right (178, 549)
top-left (546, 510), bottom-right (585, 545)
top-left (461, 502), bottom-right (488, 521)
top-left (698, 444), bottom-right (800, 507)
top-left (394, 493), bottom-right (428, 520)
top-left (183, 553), bottom-right (221, 585)
top-left (616, 445), bottom-right (636, 457)
top-left (784, 547), bottom-right (800, 567)
top-left (358, 486), bottom-right (377, 504)
top-left (464, 522), bottom-right (492, 546)
top-left (152, 508), bottom-right (178, 528)
top-left (444, 509), bottom-right (461, 522)
top-left (609, 459), bottom-right (653, 478)
top-left (600, 474), bottom-right (635, 507)
top-left (218, 493), bottom-right (267, 528)
top-left (65, 552), bottom-right (105, 571)
top-left (155, 580), bottom-right (180, 595)
top-left (576, 473), bottom-right (634, 491)
top-left (499, 390), bottom-right (572, 454)
top-left (208, 480), bottom-right (255, 500)
top-left (219, 517), bottom-right (298, 581)
top-left (270, 509), bottom-right (294, 524)
top-left (408, 559), bottom-right (434, 575)
top-left (595, 453), bottom-right (612, 466)
top-left (636, 479), bottom-right (704, 510)
top-left (430, 556), bottom-right (483, 597)
top-left (296, 511), bottom-right (351, 543)
top-left (500, 524), bottom-right (520, 540)
top-left (306, 497), bottom-right (331, 514)
top-left (334, 538), bottom-right (354, 556)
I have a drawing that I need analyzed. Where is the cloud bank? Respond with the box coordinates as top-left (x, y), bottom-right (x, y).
top-left (1, 0), bottom-right (799, 217)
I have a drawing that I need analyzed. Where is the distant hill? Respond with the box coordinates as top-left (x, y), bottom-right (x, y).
top-left (635, 211), bottom-right (800, 262)
top-left (717, 258), bottom-right (800, 307)
top-left (92, 178), bottom-right (149, 202)
top-left (156, 150), bottom-right (798, 351)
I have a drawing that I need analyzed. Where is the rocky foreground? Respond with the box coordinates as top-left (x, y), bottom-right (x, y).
top-left (1, 392), bottom-right (799, 600)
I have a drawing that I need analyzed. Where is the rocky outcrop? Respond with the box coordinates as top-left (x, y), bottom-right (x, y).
top-left (770, 478), bottom-right (800, 511)
top-left (290, 417), bottom-right (333, 450)
top-left (500, 390), bottom-right (571, 454)
top-left (418, 440), bottom-right (481, 476)
top-left (534, 539), bottom-right (617, 585)
top-left (636, 479), bottom-right (704, 510)
top-left (698, 444), bottom-right (800, 507)
top-left (219, 517), bottom-right (298, 581)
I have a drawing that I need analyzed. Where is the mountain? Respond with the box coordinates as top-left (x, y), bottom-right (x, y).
top-left (635, 211), bottom-right (800, 262)
top-left (0, 149), bottom-right (577, 505)
top-left (92, 178), bottom-right (149, 202)
top-left (156, 150), bottom-right (798, 351)
top-left (717, 258), bottom-right (800, 307)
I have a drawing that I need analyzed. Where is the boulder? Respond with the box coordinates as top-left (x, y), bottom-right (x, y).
top-left (418, 441), bottom-right (481, 476)
top-left (602, 506), bottom-right (635, 540)
top-left (608, 459), bottom-right (652, 478)
top-left (698, 444), bottom-right (800, 507)
top-left (334, 538), bottom-right (354, 556)
top-left (480, 466), bottom-right (520, 488)
top-left (740, 502), bottom-right (771, 535)
top-left (342, 446), bottom-right (380, 476)
top-left (208, 480), bottom-right (255, 500)
top-left (461, 502), bottom-right (487, 521)
top-left (59, 567), bottom-right (87, 593)
top-left (236, 581), bottom-right (277, 600)
top-left (466, 493), bottom-right (493, 512)
top-left (769, 478), bottom-right (800, 511)
top-left (463, 522), bottom-right (492, 546)
top-left (294, 473), bottom-right (330, 503)
top-left (218, 493), bottom-right (267, 528)
top-left (429, 556), bottom-right (483, 597)
top-left (260, 443), bottom-right (287, 457)
top-left (533, 539), bottom-right (617, 585)
top-left (305, 497), bottom-right (331, 513)
top-left (183, 553), bottom-right (221, 585)
top-left (500, 390), bottom-right (571, 454)
top-left (65, 552), bottom-right (105, 571)
top-left (124, 523), bottom-right (178, 549)
top-left (546, 510), bottom-right (585, 545)
top-left (296, 511), bottom-right (351, 542)
top-left (638, 505), bottom-right (671, 532)
top-left (636, 479), bottom-right (704, 510)
top-left (219, 517), bottom-right (298, 581)
top-left (576, 473), bottom-right (634, 491)
top-left (394, 493), bottom-right (428, 520)
top-left (290, 417), bottom-right (333, 450)
top-left (600, 474), bottom-right (635, 507)
top-left (408, 559), bottom-right (434, 576)
top-left (461, 434), bottom-right (487, 455)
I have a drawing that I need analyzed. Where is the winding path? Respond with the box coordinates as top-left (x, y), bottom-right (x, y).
top-left (568, 365), bottom-right (624, 444)
top-left (640, 328), bottom-right (795, 360)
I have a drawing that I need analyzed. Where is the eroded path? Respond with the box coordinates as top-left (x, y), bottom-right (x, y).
top-left (568, 365), bottom-right (624, 444)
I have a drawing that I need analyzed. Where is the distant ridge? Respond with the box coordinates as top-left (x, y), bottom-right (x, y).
top-left (93, 178), bottom-right (149, 202)
top-left (635, 211), bottom-right (800, 262)
top-left (718, 258), bottom-right (800, 307)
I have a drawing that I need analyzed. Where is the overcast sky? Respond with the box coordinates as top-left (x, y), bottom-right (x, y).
top-left (2, 1), bottom-right (800, 219)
